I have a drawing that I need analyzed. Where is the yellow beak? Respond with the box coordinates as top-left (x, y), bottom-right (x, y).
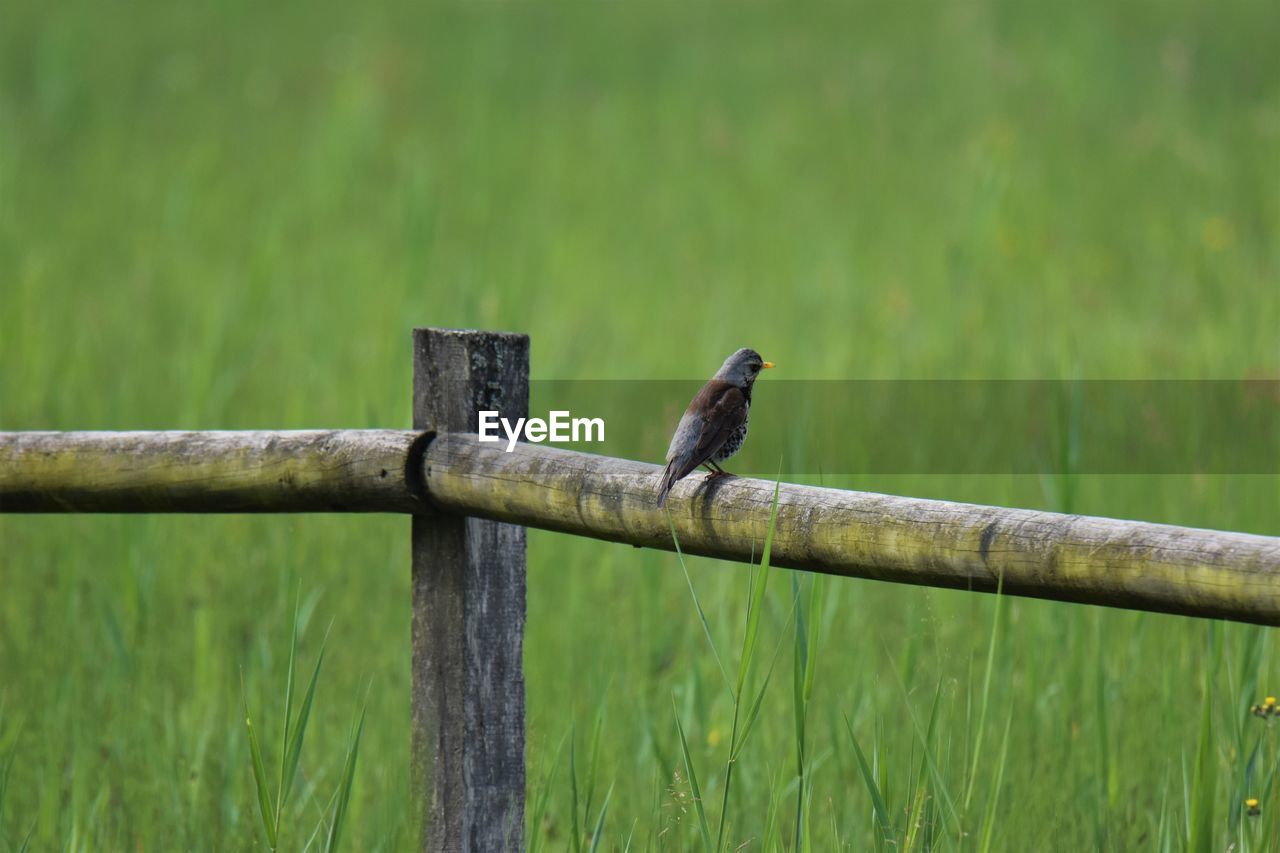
top-left (762, 361), bottom-right (776, 369)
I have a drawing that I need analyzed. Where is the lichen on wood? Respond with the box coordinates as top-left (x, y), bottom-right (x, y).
top-left (0, 430), bottom-right (423, 513)
top-left (3, 428), bottom-right (1279, 625)
top-left (421, 434), bottom-right (1280, 625)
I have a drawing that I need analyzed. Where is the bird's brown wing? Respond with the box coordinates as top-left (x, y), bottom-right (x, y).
top-left (667, 382), bottom-right (748, 484)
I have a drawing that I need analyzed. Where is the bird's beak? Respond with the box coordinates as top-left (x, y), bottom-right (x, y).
top-left (762, 361), bottom-right (776, 369)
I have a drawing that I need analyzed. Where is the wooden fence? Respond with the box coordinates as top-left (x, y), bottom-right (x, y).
top-left (2, 327), bottom-right (1279, 850)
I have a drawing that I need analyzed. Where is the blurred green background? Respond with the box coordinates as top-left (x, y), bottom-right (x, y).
top-left (2, 0), bottom-right (1278, 849)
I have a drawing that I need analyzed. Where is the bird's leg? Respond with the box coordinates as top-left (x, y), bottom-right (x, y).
top-left (703, 461), bottom-right (729, 478)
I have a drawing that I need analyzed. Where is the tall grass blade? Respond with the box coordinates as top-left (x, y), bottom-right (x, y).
top-left (322, 703), bottom-right (366, 853)
top-left (277, 597), bottom-right (300, 835)
top-left (241, 680), bottom-right (278, 849)
top-left (902, 787), bottom-right (928, 852)
top-left (284, 631), bottom-right (328, 814)
top-left (1233, 623), bottom-right (1267, 830)
top-left (843, 714), bottom-right (894, 844)
top-left (0, 738), bottom-right (15, 834)
top-left (1181, 751), bottom-right (1191, 840)
top-left (963, 572), bottom-right (1005, 812)
top-left (904, 681), bottom-right (944, 850)
top-left (302, 806), bottom-right (327, 853)
top-left (1093, 615), bottom-right (1113, 848)
top-left (716, 474), bottom-right (785, 852)
top-left (800, 574), bottom-right (826, 853)
top-left (587, 783), bottom-right (614, 853)
top-left (667, 514), bottom-right (734, 699)
top-left (1188, 685), bottom-right (1217, 852)
top-left (1188, 623), bottom-right (1222, 853)
top-left (763, 767), bottom-right (785, 851)
top-left (803, 575), bottom-right (825, 704)
top-left (673, 698), bottom-right (714, 850)
top-left (584, 696), bottom-right (606, 832)
top-left (885, 654), bottom-right (962, 837)
top-left (17, 821), bottom-right (35, 853)
top-left (570, 728), bottom-right (582, 853)
top-left (736, 478), bottom-right (782, 699)
top-left (977, 706), bottom-right (1014, 853)
top-left (733, 618), bottom-right (790, 759)
top-left (715, 704), bottom-right (742, 853)
top-left (528, 733), bottom-right (567, 853)
top-left (791, 573), bottom-right (808, 853)
top-left (1155, 781), bottom-right (1172, 853)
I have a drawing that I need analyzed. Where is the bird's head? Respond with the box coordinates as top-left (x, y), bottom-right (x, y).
top-left (714, 348), bottom-right (775, 388)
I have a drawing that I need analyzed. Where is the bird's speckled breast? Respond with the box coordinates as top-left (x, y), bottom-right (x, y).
top-left (713, 408), bottom-right (749, 462)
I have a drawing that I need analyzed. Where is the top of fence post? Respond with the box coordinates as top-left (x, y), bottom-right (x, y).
top-left (411, 327), bottom-right (529, 851)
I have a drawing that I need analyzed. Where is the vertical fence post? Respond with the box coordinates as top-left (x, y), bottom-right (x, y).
top-left (412, 328), bottom-right (529, 851)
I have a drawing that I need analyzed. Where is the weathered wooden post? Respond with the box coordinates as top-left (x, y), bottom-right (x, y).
top-left (412, 328), bottom-right (529, 850)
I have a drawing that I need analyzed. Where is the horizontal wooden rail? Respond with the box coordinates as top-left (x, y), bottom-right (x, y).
top-left (0, 430), bottom-right (423, 513)
top-left (422, 434), bottom-right (1280, 624)
top-left (3, 429), bottom-right (1280, 624)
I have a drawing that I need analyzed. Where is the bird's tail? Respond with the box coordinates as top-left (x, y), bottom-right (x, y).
top-left (655, 461), bottom-right (680, 507)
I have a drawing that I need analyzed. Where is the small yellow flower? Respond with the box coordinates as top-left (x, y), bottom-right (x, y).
top-left (1266, 697), bottom-right (1276, 707)
top-left (1246, 797), bottom-right (1261, 817)
top-left (706, 728), bottom-right (722, 748)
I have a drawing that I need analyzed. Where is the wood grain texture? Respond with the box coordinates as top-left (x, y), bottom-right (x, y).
top-left (422, 434), bottom-right (1280, 625)
top-left (5, 427), bottom-right (1279, 625)
top-left (0, 430), bottom-right (423, 513)
top-left (412, 329), bottom-right (528, 852)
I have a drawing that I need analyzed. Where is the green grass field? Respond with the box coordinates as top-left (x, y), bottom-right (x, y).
top-left (2, 0), bottom-right (1278, 848)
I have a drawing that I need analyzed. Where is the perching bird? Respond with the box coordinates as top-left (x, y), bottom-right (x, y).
top-left (656, 348), bottom-right (774, 507)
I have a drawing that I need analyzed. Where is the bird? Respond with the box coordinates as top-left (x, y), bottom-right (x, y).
top-left (656, 348), bottom-right (774, 507)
